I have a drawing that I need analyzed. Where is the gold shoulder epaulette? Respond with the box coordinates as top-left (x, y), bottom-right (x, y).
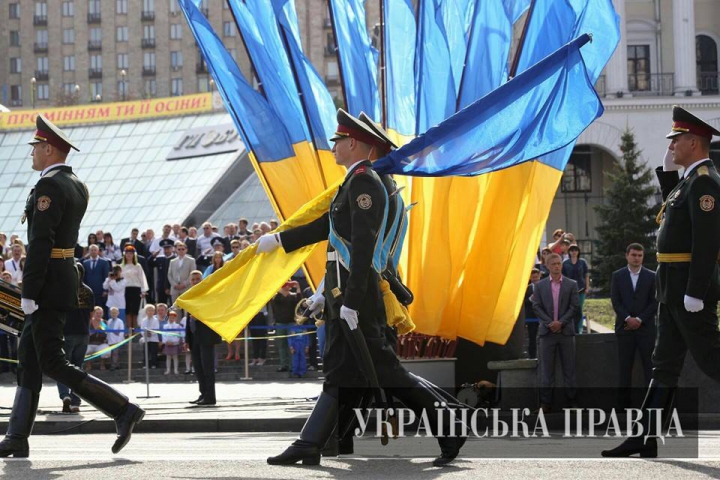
top-left (698, 166), bottom-right (709, 176)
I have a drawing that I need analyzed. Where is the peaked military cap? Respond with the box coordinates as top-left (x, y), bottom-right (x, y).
top-left (28, 114), bottom-right (79, 154)
top-left (358, 111), bottom-right (398, 151)
top-left (210, 237), bottom-right (225, 247)
top-left (329, 109), bottom-right (387, 150)
top-left (159, 238), bottom-right (175, 249)
top-left (666, 106), bottom-right (720, 140)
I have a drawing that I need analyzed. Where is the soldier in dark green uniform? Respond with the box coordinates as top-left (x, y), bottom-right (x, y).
top-left (0, 116), bottom-right (145, 458)
top-left (260, 110), bottom-right (465, 467)
top-left (603, 106), bottom-right (720, 458)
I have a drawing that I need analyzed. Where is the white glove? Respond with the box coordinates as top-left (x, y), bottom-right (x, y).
top-left (21, 298), bottom-right (38, 315)
top-left (340, 305), bottom-right (359, 330)
top-left (684, 295), bottom-right (704, 313)
top-left (663, 148), bottom-right (681, 172)
top-left (306, 279), bottom-right (325, 315)
top-left (255, 233), bottom-right (281, 254)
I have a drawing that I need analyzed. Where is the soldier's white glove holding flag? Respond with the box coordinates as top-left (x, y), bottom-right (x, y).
top-left (684, 295), bottom-right (704, 313)
top-left (21, 298), bottom-right (39, 315)
top-left (256, 233), bottom-right (282, 254)
top-left (340, 306), bottom-right (359, 330)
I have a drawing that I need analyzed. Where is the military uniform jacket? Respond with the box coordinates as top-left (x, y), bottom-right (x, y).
top-left (656, 160), bottom-right (720, 304)
top-left (22, 165), bottom-right (89, 310)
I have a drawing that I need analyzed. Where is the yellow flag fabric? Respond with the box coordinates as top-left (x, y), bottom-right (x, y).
top-left (175, 178), bottom-right (342, 343)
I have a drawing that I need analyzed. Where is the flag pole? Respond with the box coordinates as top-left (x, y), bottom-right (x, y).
top-left (326, 0), bottom-right (350, 111)
top-left (508, 0), bottom-right (536, 79)
top-left (379, 0), bottom-right (388, 129)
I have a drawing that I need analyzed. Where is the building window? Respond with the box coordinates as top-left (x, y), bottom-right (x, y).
top-left (90, 54), bottom-right (102, 70)
top-left (117, 26), bottom-right (128, 42)
top-left (36, 29), bottom-right (48, 45)
top-left (143, 52), bottom-right (156, 68)
top-left (35, 2), bottom-right (47, 16)
top-left (118, 80), bottom-right (128, 98)
top-left (223, 21), bottom-right (235, 37)
top-left (170, 0), bottom-right (179, 15)
top-left (91, 82), bottom-right (102, 100)
top-left (145, 79), bottom-right (156, 97)
top-left (117, 53), bottom-right (128, 69)
top-left (63, 83), bottom-right (75, 95)
top-left (63, 28), bottom-right (75, 44)
top-left (10, 31), bottom-right (20, 46)
top-left (10, 58), bottom-right (21, 74)
top-left (198, 76), bottom-right (210, 92)
top-left (90, 27), bottom-right (102, 43)
top-left (171, 78), bottom-right (183, 96)
top-left (697, 35), bottom-right (719, 95)
top-left (37, 57), bottom-right (48, 73)
top-left (627, 45), bottom-right (651, 92)
top-left (9, 3), bottom-right (20, 19)
top-left (143, 24), bottom-right (155, 40)
top-left (143, 0), bottom-right (154, 11)
top-left (170, 23), bottom-right (182, 40)
top-left (62, 1), bottom-right (74, 16)
top-left (10, 85), bottom-right (22, 106)
top-left (171, 51), bottom-right (183, 69)
top-left (326, 61), bottom-right (339, 81)
top-left (64, 55), bottom-right (75, 71)
top-left (562, 146), bottom-right (592, 193)
top-left (116, 0), bottom-right (127, 14)
top-left (88, 0), bottom-right (100, 14)
top-left (37, 83), bottom-right (49, 100)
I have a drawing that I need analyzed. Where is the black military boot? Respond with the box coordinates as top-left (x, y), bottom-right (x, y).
top-left (391, 379), bottom-right (467, 467)
top-left (0, 387), bottom-right (40, 458)
top-left (267, 392), bottom-right (338, 466)
top-left (71, 374), bottom-right (145, 454)
top-left (601, 380), bottom-right (676, 458)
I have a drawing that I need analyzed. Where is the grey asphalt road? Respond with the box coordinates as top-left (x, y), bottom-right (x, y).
top-left (2, 432), bottom-right (720, 479)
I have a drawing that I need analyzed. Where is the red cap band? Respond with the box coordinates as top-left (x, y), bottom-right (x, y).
top-left (671, 121), bottom-right (714, 140)
top-left (33, 129), bottom-right (71, 154)
top-left (335, 124), bottom-right (386, 149)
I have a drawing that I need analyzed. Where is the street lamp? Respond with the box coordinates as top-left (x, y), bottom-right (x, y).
top-left (74, 84), bottom-right (80, 105)
top-left (209, 78), bottom-right (215, 94)
top-left (120, 69), bottom-right (127, 101)
top-left (30, 77), bottom-right (36, 109)
top-left (95, 94), bottom-right (101, 102)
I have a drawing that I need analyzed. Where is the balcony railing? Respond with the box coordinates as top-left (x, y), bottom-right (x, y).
top-left (141, 38), bottom-right (156, 48)
top-left (325, 74), bottom-right (339, 85)
top-left (10, 99), bottom-right (22, 106)
top-left (33, 15), bottom-right (47, 26)
top-left (323, 18), bottom-right (332, 28)
top-left (88, 40), bottom-right (102, 51)
top-left (141, 11), bottom-right (155, 21)
top-left (324, 45), bottom-right (335, 56)
top-left (35, 70), bottom-right (49, 81)
top-left (594, 75), bottom-right (606, 97)
top-left (34, 42), bottom-right (48, 53)
top-left (87, 12), bottom-right (101, 23)
top-left (196, 62), bottom-right (208, 74)
top-left (142, 66), bottom-right (156, 76)
top-left (698, 72), bottom-right (719, 95)
top-left (89, 68), bottom-right (103, 79)
top-left (201, 8), bottom-right (209, 17)
top-left (628, 73), bottom-right (674, 97)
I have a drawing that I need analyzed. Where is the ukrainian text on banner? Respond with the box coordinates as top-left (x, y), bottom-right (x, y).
top-left (0, 94), bottom-right (212, 130)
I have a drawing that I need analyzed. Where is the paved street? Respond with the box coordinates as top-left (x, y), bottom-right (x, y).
top-left (2, 432), bottom-right (720, 479)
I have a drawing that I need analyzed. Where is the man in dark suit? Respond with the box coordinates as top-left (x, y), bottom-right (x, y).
top-left (120, 228), bottom-right (146, 257)
top-left (0, 115), bottom-right (143, 458)
top-left (610, 243), bottom-right (657, 409)
top-left (148, 239), bottom-right (175, 305)
top-left (185, 270), bottom-right (221, 406)
top-left (82, 244), bottom-right (110, 309)
top-left (532, 253), bottom-right (580, 413)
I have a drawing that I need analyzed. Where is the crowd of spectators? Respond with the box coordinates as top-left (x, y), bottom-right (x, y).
top-left (0, 218), bottom-right (322, 378)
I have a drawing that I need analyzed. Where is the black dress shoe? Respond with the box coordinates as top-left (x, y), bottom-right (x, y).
top-left (189, 396), bottom-right (203, 404)
top-left (0, 437), bottom-right (29, 458)
top-left (267, 440), bottom-right (320, 466)
top-left (601, 437), bottom-right (657, 458)
top-left (195, 399), bottom-right (216, 406)
top-left (112, 403), bottom-right (146, 454)
top-left (432, 435), bottom-right (467, 467)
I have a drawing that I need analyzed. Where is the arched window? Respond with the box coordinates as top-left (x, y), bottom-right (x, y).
top-left (696, 35), bottom-right (718, 94)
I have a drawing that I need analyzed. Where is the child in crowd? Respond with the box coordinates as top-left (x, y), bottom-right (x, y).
top-left (86, 307), bottom-right (110, 371)
top-left (140, 303), bottom-right (160, 369)
top-left (288, 329), bottom-right (309, 379)
top-left (106, 307), bottom-right (125, 371)
top-left (103, 265), bottom-right (126, 323)
top-left (162, 310), bottom-right (184, 375)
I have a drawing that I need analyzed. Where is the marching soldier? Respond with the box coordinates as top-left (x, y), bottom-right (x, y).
top-left (259, 110), bottom-right (465, 467)
top-left (0, 115), bottom-right (144, 458)
top-left (603, 106), bottom-right (720, 458)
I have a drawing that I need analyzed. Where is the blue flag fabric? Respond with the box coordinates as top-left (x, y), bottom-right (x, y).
top-left (457, 0), bottom-right (530, 110)
top-left (373, 35), bottom-right (602, 177)
top-left (441, 0), bottom-right (469, 97)
top-left (178, 0), bottom-right (294, 163)
top-left (384, 0), bottom-right (417, 137)
top-left (415, 0), bottom-right (456, 134)
top-left (329, 0), bottom-right (380, 119)
top-left (272, 0), bottom-right (337, 151)
top-left (228, 0), bottom-right (309, 145)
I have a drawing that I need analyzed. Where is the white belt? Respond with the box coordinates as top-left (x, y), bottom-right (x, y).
top-left (327, 251), bottom-right (338, 262)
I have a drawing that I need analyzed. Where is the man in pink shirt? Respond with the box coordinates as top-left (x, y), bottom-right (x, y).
top-left (531, 253), bottom-right (580, 413)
